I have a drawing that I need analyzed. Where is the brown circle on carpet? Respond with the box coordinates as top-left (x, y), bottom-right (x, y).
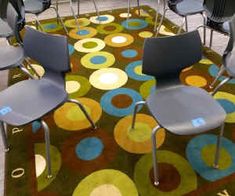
top-left (111, 94), bottom-right (133, 108)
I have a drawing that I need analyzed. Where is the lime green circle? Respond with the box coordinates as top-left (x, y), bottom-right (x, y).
top-left (139, 80), bottom-right (156, 99)
top-left (72, 169), bottom-right (138, 196)
top-left (134, 150), bottom-right (197, 196)
top-left (81, 51), bottom-right (115, 69)
top-left (35, 143), bottom-right (61, 191)
top-left (201, 144), bottom-right (232, 170)
top-left (66, 105), bottom-right (91, 121)
top-left (134, 65), bottom-right (143, 75)
top-left (66, 75), bottom-right (91, 98)
top-left (83, 41), bottom-right (98, 49)
top-left (127, 122), bottom-right (151, 142)
top-left (129, 21), bottom-right (141, 27)
top-left (97, 23), bottom-right (124, 34)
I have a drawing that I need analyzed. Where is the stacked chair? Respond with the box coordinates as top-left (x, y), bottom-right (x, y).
top-left (131, 30), bottom-right (226, 186)
top-left (0, 27), bottom-right (97, 178)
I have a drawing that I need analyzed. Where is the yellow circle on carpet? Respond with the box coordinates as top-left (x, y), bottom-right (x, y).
top-left (114, 113), bottom-right (165, 154)
top-left (66, 81), bottom-right (81, 94)
top-left (81, 51), bottom-right (115, 69)
top-left (90, 184), bottom-right (121, 196)
top-left (74, 38), bottom-right (105, 53)
top-left (54, 98), bottom-right (102, 131)
top-left (89, 68), bottom-right (128, 90)
top-left (104, 33), bottom-right (134, 47)
top-left (90, 15), bottom-right (115, 24)
top-left (135, 9), bottom-right (150, 17)
top-left (214, 91), bottom-right (235, 123)
top-left (138, 31), bottom-right (153, 38)
top-left (119, 13), bottom-right (132, 18)
top-left (199, 59), bottom-right (214, 65)
top-left (69, 27), bottom-right (97, 39)
top-left (159, 25), bottom-right (175, 36)
top-left (65, 18), bottom-right (90, 28)
top-left (185, 75), bottom-right (208, 87)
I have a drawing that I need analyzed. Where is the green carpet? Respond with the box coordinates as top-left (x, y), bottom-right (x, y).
top-left (5, 5), bottom-right (235, 196)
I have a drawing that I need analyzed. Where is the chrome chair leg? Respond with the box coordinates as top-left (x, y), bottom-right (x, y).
top-left (209, 65), bottom-right (225, 89)
top-left (68, 99), bottom-right (97, 130)
top-left (177, 17), bottom-right (186, 34)
top-left (185, 15), bottom-right (188, 32)
top-left (154, 0), bottom-right (161, 32)
top-left (41, 120), bottom-right (52, 178)
top-left (50, 7), bottom-right (68, 34)
top-left (19, 64), bottom-right (35, 79)
top-left (92, 0), bottom-right (100, 19)
top-left (131, 101), bottom-right (146, 129)
top-left (127, 0), bottom-right (131, 20)
top-left (213, 123), bottom-right (225, 168)
top-left (34, 15), bottom-right (44, 31)
top-left (0, 121), bottom-right (9, 152)
top-left (152, 125), bottom-right (161, 186)
top-left (137, 0), bottom-right (140, 15)
top-left (69, 0), bottom-right (79, 28)
top-left (155, 8), bottom-right (169, 37)
top-left (211, 76), bottom-right (232, 96)
top-left (209, 29), bottom-right (214, 48)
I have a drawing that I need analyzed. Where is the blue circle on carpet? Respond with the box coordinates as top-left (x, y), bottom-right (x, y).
top-left (125, 60), bottom-right (154, 81)
top-left (100, 88), bottom-right (143, 117)
top-left (96, 16), bottom-right (109, 22)
top-left (208, 64), bottom-right (235, 84)
top-left (217, 99), bottom-right (235, 114)
top-left (121, 19), bottom-right (148, 30)
top-left (90, 56), bottom-right (107, 64)
top-left (75, 137), bottom-right (104, 161)
top-left (186, 134), bottom-right (235, 181)
top-left (77, 29), bottom-right (90, 35)
top-left (44, 23), bottom-right (57, 30)
top-left (121, 49), bottom-right (138, 58)
top-left (68, 44), bottom-right (75, 56)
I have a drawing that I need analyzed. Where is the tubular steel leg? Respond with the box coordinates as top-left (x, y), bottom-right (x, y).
top-left (68, 99), bottom-right (97, 130)
top-left (137, 0), bottom-right (140, 15)
top-left (209, 65), bottom-right (225, 89)
top-left (154, 0), bottom-right (161, 32)
top-left (24, 58), bottom-right (41, 79)
top-left (209, 29), bottom-right (214, 48)
top-left (77, 0), bottom-right (80, 16)
top-left (69, 0), bottom-right (79, 27)
top-left (177, 17), bottom-right (186, 34)
top-left (19, 64), bottom-right (35, 79)
top-left (155, 6), bottom-right (169, 37)
top-left (0, 121), bottom-right (9, 152)
top-left (131, 101), bottom-right (146, 129)
top-left (127, 0), bottom-right (131, 20)
top-left (152, 125), bottom-right (161, 186)
top-left (213, 123), bottom-right (225, 168)
top-left (41, 120), bottom-right (52, 178)
top-left (185, 16), bottom-right (188, 32)
top-left (50, 7), bottom-right (68, 34)
top-left (202, 14), bottom-right (207, 45)
top-left (92, 0), bottom-right (100, 19)
top-left (211, 77), bottom-right (231, 96)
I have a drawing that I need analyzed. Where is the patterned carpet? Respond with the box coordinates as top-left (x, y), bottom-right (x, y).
top-left (5, 5), bottom-right (235, 196)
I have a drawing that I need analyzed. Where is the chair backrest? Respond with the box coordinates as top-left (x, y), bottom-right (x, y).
top-left (23, 26), bottom-right (70, 74)
top-left (204, 0), bottom-right (235, 22)
top-left (143, 30), bottom-right (202, 86)
top-left (6, 2), bottom-right (18, 33)
top-left (9, 0), bottom-right (25, 31)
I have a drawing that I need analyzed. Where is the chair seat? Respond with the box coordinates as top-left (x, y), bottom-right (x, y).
top-left (24, 0), bottom-right (44, 14)
top-left (222, 21), bottom-right (230, 33)
top-left (146, 85), bottom-right (226, 135)
top-left (175, 0), bottom-right (204, 16)
top-left (224, 51), bottom-right (235, 77)
top-left (0, 45), bottom-right (24, 70)
top-left (0, 79), bottom-right (67, 126)
top-left (0, 18), bottom-right (13, 37)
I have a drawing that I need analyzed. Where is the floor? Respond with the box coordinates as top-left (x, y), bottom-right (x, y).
top-left (0, 0), bottom-right (229, 195)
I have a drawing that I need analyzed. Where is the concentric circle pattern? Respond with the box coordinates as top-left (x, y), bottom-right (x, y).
top-left (122, 18), bottom-right (148, 30)
top-left (114, 114), bottom-right (165, 153)
top-left (125, 60), bottom-right (154, 81)
top-left (214, 91), bottom-right (235, 123)
top-left (97, 23), bottom-right (124, 34)
top-left (69, 27), bottom-right (97, 39)
top-left (186, 134), bottom-right (235, 181)
top-left (89, 68), bottom-right (128, 90)
top-left (62, 129), bottom-right (117, 174)
top-left (134, 150), bottom-right (197, 196)
top-left (185, 75), bottom-right (208, 87)
top-left (54, 98), bottom-right (102, 131)
top-left (74, 38), bottom-right (105, 53)
top-left (81, 51), bottom-right (115, 69)
top-left (41, 22), bottom-right (62, 32)
top-left (72, 169), bottom-right (138, 196)
top-left (139, 80), bottom-right (156, 99)
top-left (100, 88), bottom-right (143, 117)
top-left (65, 75), bottom-right (91, 98)
top-left (104, 33), bottom-right (134, 47)
top-left (90, 15), bottom-right (115, 24)
top-left (65, 18), bottom-right (90, 28)
top-left (138, 31), bottom-right (153, 38)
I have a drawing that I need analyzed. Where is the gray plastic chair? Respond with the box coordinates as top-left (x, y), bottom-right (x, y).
top-left (0, 26), bottom-right (97, 178)
top-left (24, 0), bottom-right (68, 34)
top-left (210, 15), bottom-right (235, 94)
top-left (155, 0), bottom-right (204, 36)
top-left (202, 0), bottom-right (235, 47)
top-left (0, 2), bottom-right (35, 78)
top-left (131, 30), bottom-right (226, 186)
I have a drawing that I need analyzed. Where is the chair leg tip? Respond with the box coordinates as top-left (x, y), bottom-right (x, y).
top-left (4, 147), bottom-right (10, 152)
top-left (154, 181), bottom-right (159, 186)
top-left (47, 175), bottom-right (53, 179)
top-left (213, 164), bottom-right (219, 169)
